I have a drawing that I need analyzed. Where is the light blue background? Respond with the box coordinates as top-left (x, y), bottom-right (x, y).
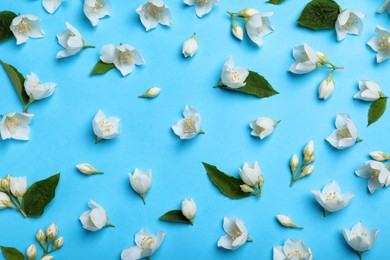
top-left (0, 0), bottom-right (389, 259)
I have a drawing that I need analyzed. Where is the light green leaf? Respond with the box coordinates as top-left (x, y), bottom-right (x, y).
top-left (22, 173), bottom-right (61, 217)
top-left (202, 162), bottom-right (252, 199)
top-left (267, 0), bottom-right (285, 4)
top-left (159, 210), bottom-right (192, 224)
top-left (297, 0), bottom-right (341, 30)
top-left (0, 247), bottom-right (24, 260)
top-left (0, 11), bottom-right (17, 42)
top-left (368, 98), bottom-right (387, 126)
top-left (0, 60), bottom-right (29, 108)
top-left (218, 71), bottom-right (279, 98)
top-left (90, 60), bottom-right (115, 75)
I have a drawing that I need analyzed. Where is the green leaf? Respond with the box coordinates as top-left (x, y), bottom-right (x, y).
top-left (297, 0), bottom-right (341, 30)
top-left (368, 98), bottom-right (387, 126)
top-left (159, 210), bottom-right (192, 224)
top-left (1, 247), bottom-right (24, 260)
top-left (0, 60), bottom-right (29, 108)
top-left (267, 0), bottom-right (285, 4)
top-left (218, 71), bottom-right (279, 98)
top-left (22, 173), bottom-right (61, 217)
top-left (90, 60), bottom-right (115, 75)
top-left (202, 162), bottom-right (252, 199)
top-left (0, 11), bottom-right (17, 42)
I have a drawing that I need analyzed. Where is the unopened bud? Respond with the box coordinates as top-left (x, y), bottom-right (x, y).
top-left (300, 166), bottom-right (314, 178)
top-left (1, 179), bottom-right (9, 192)
top-left (370, 151), bottom-right (389, 162)
top-left (76, 163), bottom-right (103, 175)
top-left (258, 175), bottom-right (264, 189)
top-left (138, 87), bottom-right (161, 98)
top-left (316, 51), bottom-right (330, 64)
top-left (46, 223), bottom-right (58, 242)
top-left (52, 236), bottom-right (64, 251)
top-left (232, 20), bottom-right (244, 41)
top-left (238, 8), bottom-right (259, 17)
top-left (26, 244), bottom-right (37, 260)
top-left (240, 184), bottom-right (255, 193)
top-left (303, 140), bottom-right (315, 159)
top-left (290, 154), bottom-right (299, 174)
top-left (36, 229), bottom-right (46, 247)
top-left (41, 256), bottom-right (53, 260)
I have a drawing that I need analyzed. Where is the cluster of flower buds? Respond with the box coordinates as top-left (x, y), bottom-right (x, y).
top-left (27, 223), bottom-right (64, 260)
top-left (0, 175), bottom-right (28, 217)
top-left (238, 161), bottom-right (265, 197)
top-left (289, 141), bottom-right (315, 187)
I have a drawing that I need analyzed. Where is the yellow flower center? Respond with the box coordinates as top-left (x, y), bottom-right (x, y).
top-left (145, 4), bottom-right (163, 20)
top-left (352, 232), bottom-right (367, 238)
top-left (140, 236), bottom-right (155, 249)
top-left (17, 19), bottom-right (32, 35)
top-left (118, 52), bottom-right (133, 65)
top-left (183, 118), bottom-right (196, 133)
top-left (337, 127), bottom-right (352, 140)
top-left (379, 34), bottom-right (390, 50)
top-left (341, 14), bottom-right (358, 30)
top-left (196, 0), bottom-right (208, 4)
top-left (99, 119), bottom-right (113, 133)
top-left (287, 251), bottom-right (303, 258)
top-left (300, 51), bottom-right (310, 62)
top-left (32, 81), bottom-right (41, 89)
top-left (92, 0), bottom-right (104, 13)
top-left (228, 224), bottom-right (242, 241)
top-left (5, 117), bottom-right (23, 134)
top-left (325, 191), bottom-right (339, 201)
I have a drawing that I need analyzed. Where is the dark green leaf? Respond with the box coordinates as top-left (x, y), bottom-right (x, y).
top-left (268, 0), bottom-right (285, 4)
top-left (218, 71), bottom-right (279, 98)
top-left (297, 0), bottom-right (341, 30)
top-left (90, 60), bottom-right (115, 75)
top-left (1, 247), bottom-right (24, 260)
top-left (159, 210), bottom-right (192, 224)
top-left (0, 11), bottom-right (17, 42)
top-left (0, 60), bottom-right (29, 107)
top-left (202, 162), bottom-right (252, 199)
top-left (22, 173), bottom-right (60, 217)
top-left (368, 98), bottom-right (387, 126)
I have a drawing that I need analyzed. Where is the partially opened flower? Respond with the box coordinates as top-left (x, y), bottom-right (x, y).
top-left (10, 15), bottom-right (44, 45)
top-left (289, 43), bottom-right (319, 74)
top-left (182, 33), bottom-right (198, 58)
top-left (24, 72), bottom-right (56, 100)
top-left (354, 80), bottom-right (383, 101)
top-left (342, 221), bottom-right (379, 259)
top-left (378, 0), bottom-right (390, 14)
top-left (355, 160), bottom-right (390, 193)
top-left (273, 239), bottom-right (313, 260)
top-left (136, 0), bottom-right (172, 31)
top-left (56, 22), bottom-right (94, 59)
top-left (367, 25), bottom-right (390, 63)
top-left (245, 12), bottom-right (274, 47)
top-left (335, 10), bottom-right (365, 41)
top-left (181, 198), bottom-right (196, 222)
top-left (238, 161), bottom-right (261, 187)
top-left (318, 73), bottom-right (335, 100)
top-left (129, 168), bottom-right (152, 204)
top-left (312, 181), bottom-right (354, 216)
top-left (0, 113), bottom-right (34, 141)
top-left (121, 228), bottom-right (166, 260)
top-left (79, 200), bottom-right (113, 231)
top-left (326, 113), bottom-right (360, 150)
top-left (42, 0), bottom-right (64, 14)
top-left (100, 44), bottom-right (145, 76)
top-left (217, 216), bottom-right (251, 250)
top-left (220, 55), bottom-right (249, 88)
top-left (9, 176), bottom-right (27, 200)
top-left (92, 109), bottom-right (121, 143)
top-left (249, 117), bottom-right (280, 139)
top-left (171, 105), bottom-right (203, 140)
top-left (83, 0), bottom-right (110, 26)
top-left (183, 0), bottom-right (219, 17)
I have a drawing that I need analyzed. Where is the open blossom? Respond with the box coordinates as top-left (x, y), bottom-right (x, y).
top-left (92, 109), bottom-right (120, 142)
top-left (182, 33), bottom-right (198, 58)
top-left (181, 198), bottom-right (196, 221)
top-left (121, 229), bottom-right (166, 260)
top-left (355, 160), bottom-right (390, 193)
top-left (42, 0), bottom-right (63, 14)
top-left (100, 44), bottom-right (145, 76)
top-left (10, 15), bottom-right (44, 45)
top-left (273, 239), bottom-right (313, 260)
top-left (312, 181), bottom-right (354, 215)
top-left (318, 74), bottom-right (335, 100)
top-left (289, 43), bottom-right (319, 74)
top-left (325, 113), bottom-right (360, 150)
top-left (245, 12), bottom-right (274, 47)
top-left (0, 113), bottom-right (34, 141)
top-left (79, 200), bottom-right (113, 231)
top-left (220, 55), bottom-right (249, 89)
top-left (171, 105), bottom-right (203, 140)
top-left (83, 0), bottom-right (110, 26)
top-left (250, 117), bottom-right (280, 139)
top-left (239, 161), bottom-right (261, 186)
top-left (136, 0), bottom-right (172, 31)
top-left (367, 25), bottom-right (390, 63)
top-left (57, 22), bottom-right (93, 59)
top-left (184, 0), bottom-right (219, 17)
top-left (10, 177), bottom-right (27, 198)
top-left (24, 72), bottom-right (56, 100)
top-left (354, 80), bottom-right (383, 101)
top-left (335, 10), bottom-right (365, 41)
top-left (378, 0), bottom-right (390, 14)
top-left (129, 168), bottom-right (152, 204)
top-left (218, 216), bottom-right (250, 251)
top-left (342, 222), bottom-right (379, 256)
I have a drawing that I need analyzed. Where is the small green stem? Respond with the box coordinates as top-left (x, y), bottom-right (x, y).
top-left (323, 209), bottom-right (330, 217)
top-left (7, 191), bottom-right (26, 217)
top-left (140, 194), bottom-right (146, 205)
top-left (357, 251), bottom-right (363, 260)
top-left (95, 136), bottom-right (102, 144)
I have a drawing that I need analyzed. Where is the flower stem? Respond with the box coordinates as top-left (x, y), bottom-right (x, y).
top-left (7, 191), bottom-right (27, 217)
top-left (357, 251), bottom-right (363, 260)
top-left (140, 194), bottom-right (146, 205)
top-left (323, 209), bottom-right (330, 217)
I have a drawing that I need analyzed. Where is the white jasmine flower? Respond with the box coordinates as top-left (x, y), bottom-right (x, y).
top-left (220, 55), bottom-right (249, 89)
top-left (136, 0), bottom-right (172, 31)
top-left (76, 163), bottom-right (103, 175)
top-left (42, 0), bottom-right (63, 14)
top-left (83, 0), bottom-right (110, 26)
top-left (354, 80), bottom-right (383, 102)
top-left (378, 0), bottom-right (390, 14)
top-left (181, 198), bottom-right (196, 222)
top-left (40, 256), bottom-right (53, 260)
top-left (289, 43), bottom-right (319, 74)
top-left (121, 228), bottom-right (166, 260)
top-left (231, 20), bottom-right (244, 40)
top-left (238, 8), bottom-right (259, 18)
top-left (139, 87), bottom-right (160, 98)
top-left (9, 15), bottom-right (44, 45)
top-left (171, 105), bottom-right (203, 140)
top-left (238, 161), bottom-right (261, 186)
top-left (92, 109), bottom-right (120, 143)
top-left (318, 74), bottom-right (335, 100)
top-left (367, 25), bottom-right (390, 63)
top-left (100, 44), bottom-right (145, 76)
top-left (249, 117), bottom-right (280, 139)
top-left (273, 238), bottom-right (313, 260)
top-left (182, 33), bottom-right (198, 58)
top-left (129, 168), bottom-right (152, 204)
top-left (218, 216), bottom-right (250, 251)
top-left (0, 193), bottom-right (11, 209)
top-left (46, 223), bottom-right (58, 241)
top-left (355, 160), bottom-right (390, 193)
top-left (370, 151), bottom-right (390, 162)
top-left (57, 22), bottom-right (94, 59)
top-left (246, 12), bottom-right (274, 47)
top-left (0, 113), bottom-right (34, 141)
top-left (312, 181), bottom-right (354, 215)
top-left (276, 215), bottom-right (303, 229)
top-left (10, 176), bottom-right (27, 199)
top-left (335, 10), bottom-right (365, 41)
top-left (79, 200), bottom-right (113, 231)
top-left (26, 244), bottom-right (37, 260)
top-left (24, 72), bottom-right (56, 100)
top-left (342, 222), bottom-right (379, 257)
top-left (325, 113), bottom-right (360, 150)
top-left (184, 0), bottom-right (219, 17)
